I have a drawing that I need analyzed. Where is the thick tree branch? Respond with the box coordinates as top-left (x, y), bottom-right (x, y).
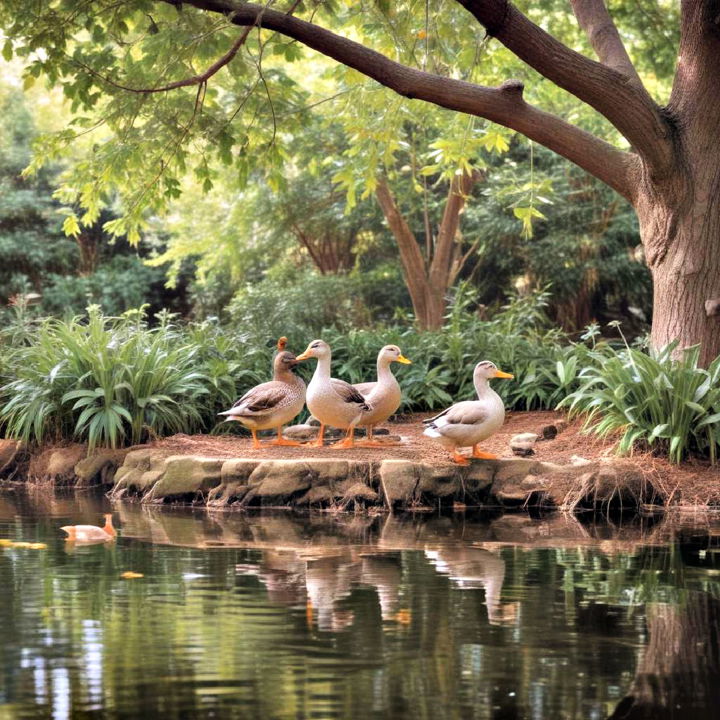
top-left (175, 0), bottom-right (638, 201)
top-left (569, 0), bottom-right (644, 87)
top-left (458, 0), bottom-right (675, 178)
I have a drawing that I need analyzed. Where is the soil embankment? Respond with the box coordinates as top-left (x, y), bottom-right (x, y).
top-left (1, 412), bottom-right (719, 511)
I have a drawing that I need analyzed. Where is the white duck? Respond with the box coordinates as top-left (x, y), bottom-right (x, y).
top-left (352, 345), bottom-right (411, 446)
top-left (295, 339), bottom-right (370, 448)
top-left (423, 360), bottom-right (513, 465)
top-left (61, 513), bottom-right (116, 542)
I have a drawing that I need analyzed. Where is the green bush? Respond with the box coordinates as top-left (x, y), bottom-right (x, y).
top-left (0, 307), bottom-right (239, 449)
top-left (560, 341), bottom-right (720, 463)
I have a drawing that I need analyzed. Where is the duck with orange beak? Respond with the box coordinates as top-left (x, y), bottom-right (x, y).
top-left (422, 360), bottom-right (513, 465)
top-left (352, 344), bottom-right (411, 446)
top-left (295, 339), bottom-right (370, 448)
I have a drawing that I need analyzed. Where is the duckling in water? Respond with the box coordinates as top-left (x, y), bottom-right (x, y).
top-left (60, 513), bottom-right (116, 542)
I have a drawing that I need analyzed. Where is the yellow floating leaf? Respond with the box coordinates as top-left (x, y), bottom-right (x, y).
top-left (120, 571), bottom-right (144, 579)
top-left (29, 543), bottom-right (48, 550)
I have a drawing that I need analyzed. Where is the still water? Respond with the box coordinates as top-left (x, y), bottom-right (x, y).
top-left (1, 489), bottom-right (720, 720)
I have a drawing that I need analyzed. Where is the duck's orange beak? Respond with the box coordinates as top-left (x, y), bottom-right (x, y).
top-left (295, 350), bottom-right (312, 361)
top-left (397, 355), bottom-right (412, 364)
top-left (493, 369), bottom-right (514, 379)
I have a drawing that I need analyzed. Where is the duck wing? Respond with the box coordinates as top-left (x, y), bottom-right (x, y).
top-left (330, 378), bottom-right (370, 410)
top-left (424, 401), bottom-right (488, 428)
top-left (220, 382), bottom-right (287, 417)
top-left (352, 381), bottom-right (376, 398)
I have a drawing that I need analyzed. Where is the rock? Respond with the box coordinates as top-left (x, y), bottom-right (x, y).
top-left (247, 460), bottom-right (315, 499)
top-left (379, 459), bottom-right (420, 506)
top-left (29, 445), bottom-right (86, 483)
top-left (510, 432), bottom-right (539, 456)
top-left (220, 459), bottom-right (259, 484)
top-left (74, 449), bottom-right (126, 487)
top-left (112, 449), bottom-right (168, 496)
top-left (540, 419), bottom-right (568, 440)
top-left (144, 455), bottom-right (223, 502)
top-left (283, 424), bottom-right (318, 441)
top-left (297, 486), bottom-right (335, 505)
top-left (372, 428), bottom-right (390, 436)
top-left (307, 415), bottom-right (321, 427)
top-left (342, 482), bottom-right (379, 504)
top-left (570, 455), bottom-right (592, 466)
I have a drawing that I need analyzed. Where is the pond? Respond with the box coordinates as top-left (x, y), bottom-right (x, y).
top-left (1, 489), bottom-right (719, 720)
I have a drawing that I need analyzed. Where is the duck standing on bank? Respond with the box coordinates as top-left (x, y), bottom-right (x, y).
top-left (423, 360), bottom-right (513, 465)
top-left (295, 339), bottom-right (370, 448)
top-left (353, 345), bottom-right (411, 446)
top-left (218, 338), bottom-right (306, 448)
top-left (61, 513), bottom-right (116, 542)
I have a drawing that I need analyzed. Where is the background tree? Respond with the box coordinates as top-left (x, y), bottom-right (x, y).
top-left (3, 1), bottom-right (712, 358)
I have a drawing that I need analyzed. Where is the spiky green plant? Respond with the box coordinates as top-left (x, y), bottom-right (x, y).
top-left (0, 307), bottom-right (239, 449)
top-left (560, 341), bottom-right (720, 463)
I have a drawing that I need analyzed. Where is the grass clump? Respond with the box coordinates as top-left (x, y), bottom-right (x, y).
top-left (561, 340), bottom-right (720, 463)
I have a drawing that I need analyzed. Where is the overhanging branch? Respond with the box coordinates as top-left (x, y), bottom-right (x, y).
top-left (174, 0), bottom-right (638, 201)
top-left (458, 0), bottom-right (675, 178)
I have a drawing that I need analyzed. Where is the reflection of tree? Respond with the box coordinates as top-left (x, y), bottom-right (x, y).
top-left (610, 592), bottom-right (720, 720)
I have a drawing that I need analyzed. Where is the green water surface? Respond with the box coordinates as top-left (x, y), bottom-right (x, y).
top-left (1, 490), bottom-right (719, 719)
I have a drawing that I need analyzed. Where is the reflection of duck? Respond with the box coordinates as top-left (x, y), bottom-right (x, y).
top-left (61, 513), bottom-right (116, 542)
top-left (360, 555), bottom-right (402, 622)
top-left (425, 547), bottom-right (518, 625)
top-left (305, 554), bottom-right (360, 631)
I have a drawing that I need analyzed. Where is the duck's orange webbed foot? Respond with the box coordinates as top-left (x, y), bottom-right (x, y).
top-left (471, 445), bottom-right (497, 460)
top-left (451, 451), bottom-right (470, 466)
top-left (308, 425), bottom-right (327, 448)
top-left (334, 427), bottom-right (356, 449)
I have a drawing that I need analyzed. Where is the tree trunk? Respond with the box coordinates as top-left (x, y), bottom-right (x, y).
top-left (375, 172), bottom-right (479, 331)
top-left (641, 201), bottom-right (720, 367)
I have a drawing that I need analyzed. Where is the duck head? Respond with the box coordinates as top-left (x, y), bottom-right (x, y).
top-left (378, 345), bottom-right (412, 365)
top-left (474, 360), bottom-right (513, 382)
top-left (296, 339), bottom-right (331, 362)
top-left (273, 350), bottom-right (299, 372)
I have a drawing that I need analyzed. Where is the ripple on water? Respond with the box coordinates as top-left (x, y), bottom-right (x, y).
top-left (3, 493), bottom-right (720, 719)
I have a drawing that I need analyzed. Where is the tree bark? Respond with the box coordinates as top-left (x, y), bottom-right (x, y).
top-left (609, 593), bottom-right (720, 719)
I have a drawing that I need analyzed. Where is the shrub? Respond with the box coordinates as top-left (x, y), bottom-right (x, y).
top-left (560, 341), bottom-right (720, 463)
top-left (0, 307), bottom-right (238, 449)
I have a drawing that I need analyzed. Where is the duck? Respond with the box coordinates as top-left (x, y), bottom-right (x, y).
top-left (295, 339), bottom-right (370, 448)
top-left (218, 338), bottom-right (306, 448)
top-left (61, 513), bottom-right (116, 542)
top-left (353, 345), bottom-right (411, 446)
top-left (422, 360), bottom-right (513, 465)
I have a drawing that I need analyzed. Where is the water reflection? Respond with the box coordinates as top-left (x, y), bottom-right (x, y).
top-left (1, 488), bottom-right (720, 719)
